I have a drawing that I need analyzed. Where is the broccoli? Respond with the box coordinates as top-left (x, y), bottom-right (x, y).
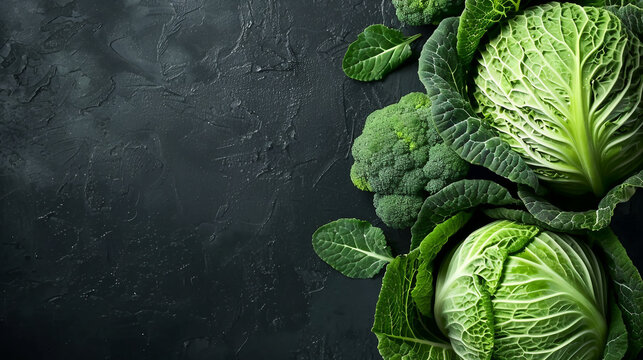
top-left (373, 194), bottom-right (424, 229)
top-left (392, 0), bottom-right (465, 26)
top-left (350, 92), bottom-right (469, 229)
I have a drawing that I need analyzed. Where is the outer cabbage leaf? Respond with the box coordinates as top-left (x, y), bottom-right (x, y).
top-left (411, 212), bottom-right (473, 317)
top-left (373, 251), bottom-right (456, 360)
top-left (482, 207), bottom-right (563, 231)
top-left (606, 3), bottom-right (643, 38)
top-left (590, 228), bottom-right (643, 358)
top-left (418, 17), bottom-right (540, 191)
top-left (473, 3), bottom-right (643, 197)
top-left (519, 170), bottom-right (643, 232)
top-left (602, 299), bottom-right (628, 360)
top-left (456, 0), bottom-right (522, 66)
top-left (411, 179), bottom-right (520, 247)
top-left (605, 0), bottom-right (643, 7)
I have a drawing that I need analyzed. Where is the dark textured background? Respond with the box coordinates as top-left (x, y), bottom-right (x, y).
top-left (1, 1), bottom-right (641, 359)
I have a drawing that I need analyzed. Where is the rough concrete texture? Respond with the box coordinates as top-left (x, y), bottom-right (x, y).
top-left (1, 0), bottom-right (641, 359)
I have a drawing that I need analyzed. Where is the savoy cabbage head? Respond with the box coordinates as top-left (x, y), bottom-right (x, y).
top-left (472, 2), bottom-right (643, 196)
top-left (434, 220), bottom-right (609, 360)
top-left (419, 4), bottom-right (643, 232)
top-left (366, 214), bottom-right (642, 360)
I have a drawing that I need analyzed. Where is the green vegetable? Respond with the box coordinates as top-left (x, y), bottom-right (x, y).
top-left (372, 251), bottom-right (456, 360)
top-left (392, 0), bottom-right (465, 25)
top-left (372, 212), bottom-right (474, 359)
top-left (455, 0), bottom-right (632, 66)
top-left (373, 193), bottom-right (424, 230)
top-left (589, 228), bottom-right (643, 358)
top-left (418, 7), bottom-right (643, 232)
top-left (312, 1), bottom-right (643, 359)
top-left (418, 17), bottom-right (540, 191)
top-left (473, 2), bottom-right (643, 196)
top-left (606, 3), bottom-right (643, 39)
top-left (410, 179), bottom-right (520, 248)
top-left (518, 170), bottom-right (643, 232)
top-left (311, 218), bottom-right (393, 278)
top-left (410, 211), bottom-right (472, 316)
top-left (312, 217), bottom-right (642, 359)
top-left (342, 24), bottom-right (421, 82)
top-left (435, 221), bottom-right (608, 359)
top-left (369, 217), bottom-right (643, 360)
top-left (351, 92), bottom-right (469, 228)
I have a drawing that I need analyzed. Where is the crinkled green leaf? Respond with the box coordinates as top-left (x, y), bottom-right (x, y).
top-left (482, 207), bottom-right (584, 233)
top-left (410, 179), bottom-right (520, 247)
top-left (456, 0), bottom-right (522, 66)
top-left (418, 17), bottom-right (539, 191)
top-left (607, 3), bottom-right (643, 38)
top-left (602, 299), bottom-right (628, 360)
top-left (605, 0), bottom-right (643, 7)
top-left (411, 212), bottom-right (473, 317)
top-left (411, 209), bottom-right (472, 251)
top-left (342, 24), bottom-right (421, 82)
top-left (519, 170), bottom-right (643, 232)
top-left (483, 207), bottom-right (545, 227)
top-left (312, 219), bottom-right (393, 278)
top-left (373, 252), bottom-right (456, 360)
top-left (590, 228), bottom-right (643, 359)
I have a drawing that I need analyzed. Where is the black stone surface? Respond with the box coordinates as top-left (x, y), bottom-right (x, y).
top-left (0, 1), bottom-right (641, 359)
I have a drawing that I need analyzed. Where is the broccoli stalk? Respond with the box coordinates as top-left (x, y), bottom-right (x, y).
top-left (350, 92), bottom-right (469, 229)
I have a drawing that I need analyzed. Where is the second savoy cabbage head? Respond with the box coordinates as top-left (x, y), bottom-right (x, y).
top-left (434, 220), bottom-right (608, 360)
top-left (473, 2), bottom-right (643, 196)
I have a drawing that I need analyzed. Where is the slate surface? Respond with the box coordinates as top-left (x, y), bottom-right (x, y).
top-left (0, 1), bottom-right (641, 359)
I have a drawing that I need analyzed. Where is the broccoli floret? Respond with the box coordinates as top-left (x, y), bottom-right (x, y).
top-left (373, 194), bottom-right (424, 229)
top-left (423, 143), bottom-right (469, 194)
top-left (392, 0), bottom-right (465, 26)
top-left (350, 92), bottom-right (469, 229)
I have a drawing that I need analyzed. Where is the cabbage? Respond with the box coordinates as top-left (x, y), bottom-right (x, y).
top-left (418, 4), bottom-right (643, 232)
top-left (366, 216), bottom-right (641, 360)
top-left (434, 220), bottom-right (609, 359)
top-left (472, 2), bottom-right (643, 196)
